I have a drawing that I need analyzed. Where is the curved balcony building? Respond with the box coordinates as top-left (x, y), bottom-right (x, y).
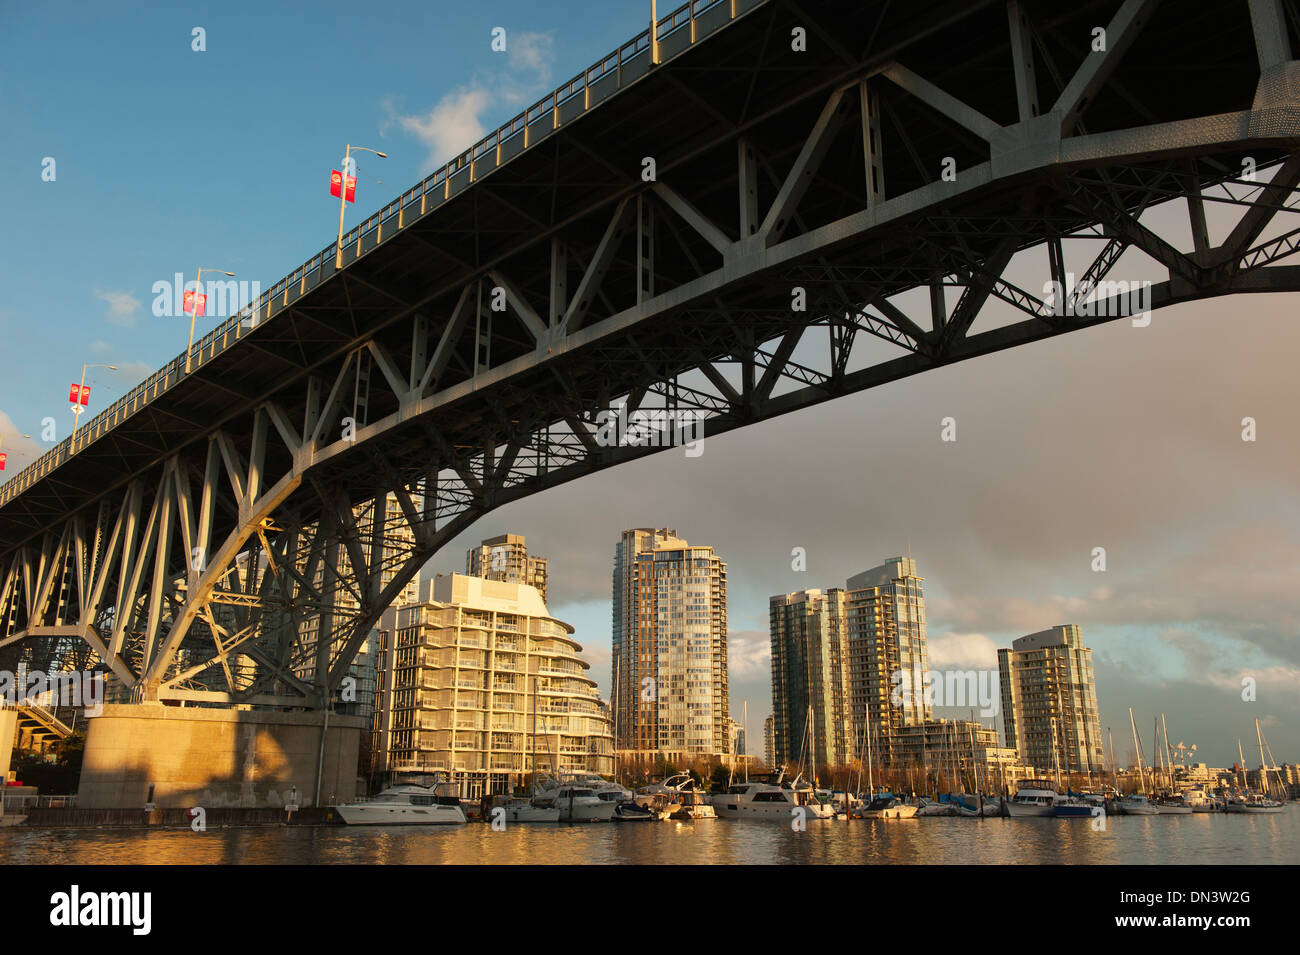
top-left (375, 573), bottom-right (613, 799)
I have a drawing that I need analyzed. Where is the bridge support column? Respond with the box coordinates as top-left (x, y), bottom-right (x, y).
top-left (78, 704), bottom-right (366, 809)
top-left (0, 708), bottom-right (16, 784)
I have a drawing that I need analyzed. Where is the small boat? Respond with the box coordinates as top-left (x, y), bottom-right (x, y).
top-left (613, 800), bottom-right (658, 821)
top-left (497, 796), bottom-right (559, 823)
top-left (1115, 793), bottom-right (1159, 815)
top-left (915, 797), bottom-right (957, 817)
top-left (1180, 786), bottom-right (1219, 812)
top-left (561, 774), bottom-right (658, 821)
top-left (1228, 791), bottom-right (1284, 814)
top-left (1005, 781), bottom-right (1064, 817)
top-left (857, 796), bottom-right (918, 819)
top-left (1155, 796), bottom-right (1193, 814)
top-left (335, 780), bottom-right (467, 825)
top-left (536, 784), bottom-right (616, 822)
top-left (953, 793), bottom-right (1004, 817)
top-left (637, 772), bottom-right (716, 820)
top-left (1054, 797), bottom-right (1098, 818)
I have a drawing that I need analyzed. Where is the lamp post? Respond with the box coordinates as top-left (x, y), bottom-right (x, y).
top-left (335, 144), bottom-right (387, 269)
top-left (0, 432), bottom-right (32, 472)
top-left (71, 364), bottom-right (117, 433)
top-left (185, 268), bottom-right (236, 373)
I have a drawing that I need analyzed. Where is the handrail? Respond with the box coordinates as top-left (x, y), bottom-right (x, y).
top-left (0, 0), bottom-right (743, 510)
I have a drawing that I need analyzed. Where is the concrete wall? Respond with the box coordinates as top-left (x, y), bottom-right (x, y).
top-left (78, 704), bottom-right (364, 809)
top-left (0, 708), bottom-right (16, 782)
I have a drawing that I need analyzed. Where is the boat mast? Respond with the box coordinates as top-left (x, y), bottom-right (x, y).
top-left (866, 710), bottom-right (874, 799)
top-left (1052, 717), bottom-right (1061, 791)
top-left (808, 704), bottom-right (816, 789)
top-left (1170, 712), bottom-right (1180, 789)
top-left (742, 699), bottom-right (749, 784)
top-left (1255, 717), bottom-right (1268, 797)
top-left (1153, 717), bottom-right (1162, 794)
top-left (1128, 707), bottom-right (1145, 795)
top-left (530, 676), bottom-right (539, 797)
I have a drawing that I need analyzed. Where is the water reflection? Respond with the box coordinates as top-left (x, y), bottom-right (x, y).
top-left (3, 810), bottom-right (1295, 865)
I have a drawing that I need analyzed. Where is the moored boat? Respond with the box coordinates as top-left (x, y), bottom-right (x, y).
top-left (1116, 793), bottom-right (1159, 815)
top-left (336, 779), bottom-right (468, 825)
top-left (1005, 780), bottom-right (1063, 817)
top-left (858, 795), bottom-right (918, 819)
top-left (713, 772), bottom-right (834, 820)
top-left (498, 795), bottom-right (560, 823)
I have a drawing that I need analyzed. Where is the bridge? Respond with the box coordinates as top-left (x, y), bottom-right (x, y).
top-left (2, 0), bottom-right (1298, 714)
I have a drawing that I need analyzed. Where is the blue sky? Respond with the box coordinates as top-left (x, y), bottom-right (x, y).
top-left (0, 0), bottom-right (642, 436)
top-left (3, 1), bottom-right (1299, 770)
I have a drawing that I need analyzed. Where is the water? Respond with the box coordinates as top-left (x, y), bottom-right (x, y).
top-left (3, 809), bottom-right (1296, 864)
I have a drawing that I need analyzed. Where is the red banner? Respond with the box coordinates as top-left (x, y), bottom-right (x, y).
top-left (330, 170), bottom-right (356, 202)
top-left (68, 383), bottom-right (90, 405)
top-left (183, 290), bottom-right (206, 317)
top-left (0, 452), bottom-right (6, 471)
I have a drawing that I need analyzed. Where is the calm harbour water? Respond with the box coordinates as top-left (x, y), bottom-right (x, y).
top-left (3, 808), bottom-right (1296, 864)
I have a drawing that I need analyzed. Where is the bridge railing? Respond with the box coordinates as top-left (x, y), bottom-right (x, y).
top-left (0, 0), bottom-right (751, 510)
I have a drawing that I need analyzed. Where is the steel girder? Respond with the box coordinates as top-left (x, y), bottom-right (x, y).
top-left (2, 0), bottom-right (1300, 708)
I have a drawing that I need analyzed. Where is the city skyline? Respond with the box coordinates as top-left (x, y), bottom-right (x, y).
top-left (419, 501), bottom-right (1298, 770)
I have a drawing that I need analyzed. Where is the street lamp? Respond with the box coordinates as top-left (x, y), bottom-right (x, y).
top-left (335, 144), bottom-right (387, 268)
top-left (185, 268), bottom-right (236, 373)
top-left (71, 364), bottom-right (117, 433)
top-left (0, 432), bottom-right (32, 473)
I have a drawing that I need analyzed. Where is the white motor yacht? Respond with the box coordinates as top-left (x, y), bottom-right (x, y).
top-left (713, 775), bottom-right (834, 821)
top-left (495, 796), bottom-right (560, 823)
top-left (538, 784), bottom-right (616, 822)
top-left (1005, 780), bottom-right (1064, 817)
top-left (335, 781), bottom-right (467, 825)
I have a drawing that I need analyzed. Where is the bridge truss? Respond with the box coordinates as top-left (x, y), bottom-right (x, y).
top-left (2, 0), bottom-right (1299, 708)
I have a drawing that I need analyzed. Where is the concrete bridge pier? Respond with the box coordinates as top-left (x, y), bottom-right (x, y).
top-left (77, 704), bottom-right (365, 810)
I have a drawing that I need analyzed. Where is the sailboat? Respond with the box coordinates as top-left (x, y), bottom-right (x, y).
top-left (1116, 708), bottom-right (1158, 815)
top-left (1229, 719), bottom-right (1286, 813)
top-left (1153, 715), bottom-right (1191, 813)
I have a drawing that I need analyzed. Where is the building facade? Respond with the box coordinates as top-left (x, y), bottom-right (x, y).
top-left (373, 574), bottom-right (613, 799)
top-left (611, 528), bottom-right (730, 759)
top-left (466, 533), bottom-right (549, 603)
top-left (768, 557), bottom-right (931, 771)
top-left (998, 625), bottom-right (1105, 775)
top-left (769, 589), bottom-right (851, 769)
top-left (844, 557), bottom-right (932, 742)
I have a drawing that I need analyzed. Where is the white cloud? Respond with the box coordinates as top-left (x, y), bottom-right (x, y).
top-left (727, 629), bottom-right (771, 679)
top-left (927, 631), bottom-right (1000, 670)
top-left (0, 410), bottom-right (43, 476)
top-left (395, 86), bottom-right (493, 173)
top-left (384, 31), bottom-right (556, 172)
top-left (95, 289), bottom-right (140, 328)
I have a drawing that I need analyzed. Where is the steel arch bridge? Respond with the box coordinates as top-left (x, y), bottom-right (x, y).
top-left (2, 0), bottom-right (1299, 710)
